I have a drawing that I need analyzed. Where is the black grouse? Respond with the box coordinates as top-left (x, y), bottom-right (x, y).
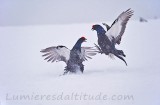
top-left (40, 37), bottom-right (97, 75)
top-left (92, 8), bottom-right (134, 66)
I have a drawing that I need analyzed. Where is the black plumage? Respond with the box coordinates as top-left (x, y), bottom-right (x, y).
top-left (92, 9), bottom-right (134, 66)
top-left (40, 37), bottom-right (97, 75)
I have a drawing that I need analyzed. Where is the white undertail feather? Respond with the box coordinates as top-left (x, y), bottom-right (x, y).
top-left (108, 53), bottom-right (115, 59)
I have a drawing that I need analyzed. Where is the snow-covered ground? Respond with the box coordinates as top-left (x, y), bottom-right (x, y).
top-left (0, 19), bottom-right (160, 105)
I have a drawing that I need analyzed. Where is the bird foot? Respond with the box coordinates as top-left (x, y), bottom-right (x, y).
top-left (94, 43), bottom-right (103, 54)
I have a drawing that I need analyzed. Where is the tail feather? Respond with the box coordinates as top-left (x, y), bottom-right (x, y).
top-left (114, 54), bottom-right (127, 66)
top-left (117, 50), bottom-right (126, 57)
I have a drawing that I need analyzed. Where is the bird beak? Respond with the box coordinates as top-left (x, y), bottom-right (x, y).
top-left (91, 27), bottom-right (94, 31)
top-left (84, 39), bottom-right (87, 42)
top-left (91, 26), bottom-right (94, 31)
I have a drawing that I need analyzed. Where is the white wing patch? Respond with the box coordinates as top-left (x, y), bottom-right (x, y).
top-left (80, 47), bottom-right (98, 61)
top-left (40, 46), bottom-right (70, 63)
top-left (106, 8), bottom-right (134, 44)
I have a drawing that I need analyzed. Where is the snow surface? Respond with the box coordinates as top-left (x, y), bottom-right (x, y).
top-left (0, 19), bottom-right (160, 105)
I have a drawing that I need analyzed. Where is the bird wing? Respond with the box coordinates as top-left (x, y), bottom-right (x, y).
top-left (80, 47), bottom-right (98, 61)
top-left (102, 23), bottom-right (110, 31)
top-left (106, 8), bottom-right (134, 44)
top-left (40, 46), bottom-right (70, 63)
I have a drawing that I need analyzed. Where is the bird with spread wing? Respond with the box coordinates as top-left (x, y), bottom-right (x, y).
top-left (92, 8), bottom-right (134, 66)
top-left (40, 37), bottom-right (98, 75)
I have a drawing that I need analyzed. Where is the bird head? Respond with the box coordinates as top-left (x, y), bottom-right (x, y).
top-left (79, 36), bottom-right (87, 42)
top-left (92, 24), bottom-right (106, 34)
top-left (92, 24), bottom-right (104, 31)
top-left (72, 36), bottom-right (87, 51)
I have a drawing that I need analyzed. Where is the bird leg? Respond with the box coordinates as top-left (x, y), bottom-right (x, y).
top-left (94, 43), bottom-right (103, 54)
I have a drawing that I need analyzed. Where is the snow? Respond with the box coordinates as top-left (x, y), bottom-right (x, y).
top-left (0, 19), bottom-right (160, 105)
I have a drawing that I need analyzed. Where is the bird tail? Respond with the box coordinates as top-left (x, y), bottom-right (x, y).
top-left (114, 54), bottom-right (127, 66)
top-left (116, 50), bottom-right (126, 57)
top-left (63, 64), bottom-right (84, 75)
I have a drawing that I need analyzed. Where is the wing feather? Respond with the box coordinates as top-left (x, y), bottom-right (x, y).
top-left (80, 47), bottom-right (98, 61)
top-left (106, 8), bottom-right (134, 44)
top-left (40, 46), bottom-right (70, 63)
